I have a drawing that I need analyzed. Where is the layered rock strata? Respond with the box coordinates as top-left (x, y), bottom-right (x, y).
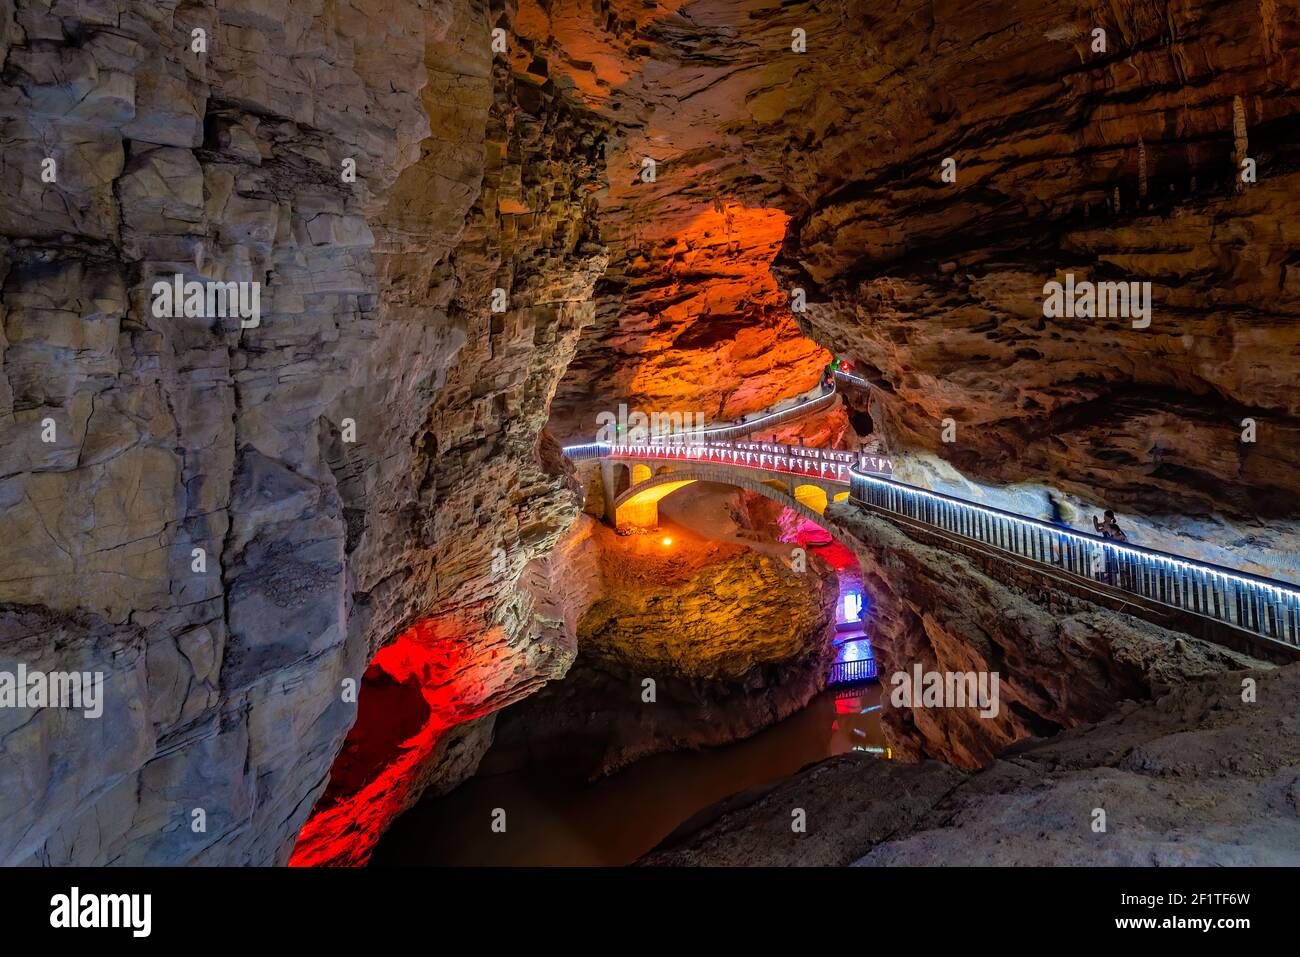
top-left (1, 0), bottom-right (606, 866)
top-left (827, 500), bottom-right (1270, 769)
top-left (526, 0), bottom-right (1300, 572)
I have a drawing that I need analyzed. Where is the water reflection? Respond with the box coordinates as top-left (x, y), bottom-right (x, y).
top-left (370, 686), bottom-right (889, 867)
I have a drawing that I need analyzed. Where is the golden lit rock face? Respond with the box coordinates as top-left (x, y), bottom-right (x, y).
top-left (578, 522), bottom-right (836, 681)
top-left (520, 0), bottom-right (1300, 561)
top-left (486, 513), bottom-right (840, 775)
top-left (550, 200), bottom-right (829, 438)
top-left (515, 1), bottom-right (832, 438)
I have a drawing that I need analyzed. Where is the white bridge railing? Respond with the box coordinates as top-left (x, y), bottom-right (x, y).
top-left (645, 385), bottom-right (838, 445)
top-left (563, 441), bottom-right (893, 484)
top-left (849, 467), bottom-right (1300, 649)
top-left (562, 431), bottom-right (1300, 648)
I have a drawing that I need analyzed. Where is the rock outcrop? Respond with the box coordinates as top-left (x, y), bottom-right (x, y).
top-left (4, 0), bottom-right (1297, 870)
top-left (827, 500), bottom-right (1270, 769)
top-left (1, 0), bottom-right (606, 866)
top-left (485, 514), bottom-right (839, 777)
top-left (641, 662), bottom-right (1300, 867)
top-left (521, 0), bottom-right (1300, 574)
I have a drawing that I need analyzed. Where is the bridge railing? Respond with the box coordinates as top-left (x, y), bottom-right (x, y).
top-left (614, 442), bottom-right (854, 482)
top-left (572, 442), bottom-right (896, 484)
top-left (562, 440), bottom-right (892, 478)
top-left (646, 384), bottom-right (838, 444)
top-left (833, 369), bottom-right (870, 389)
top-left (848, 468), bottom-right (1300, 648)
top-left (560, 443), bottom-right (612, 462)
top-left (683, 438), bottom-right (890, 473)
top-left (829, 657), bottom-right (878, 685)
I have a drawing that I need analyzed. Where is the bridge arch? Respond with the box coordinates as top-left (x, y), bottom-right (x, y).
top-left (613, 463), bottom-right (631, 498)
top-left (610, 463), bottom-right (842, 537)
top-left (793, 483), bottom-right (828, 515)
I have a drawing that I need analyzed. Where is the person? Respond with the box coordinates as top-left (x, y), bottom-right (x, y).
top-left (1046, 492), bottom-right (1068, 527)
top-left (1092, 509), bottom-right (1128, 585)
top-left (1092, 509), bottom-right (1127, 541)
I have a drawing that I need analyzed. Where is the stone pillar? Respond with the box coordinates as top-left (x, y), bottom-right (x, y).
top-left (600, 460), bottom-right (617, 526)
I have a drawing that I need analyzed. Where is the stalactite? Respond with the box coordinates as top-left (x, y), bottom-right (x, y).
top-left (1233, 95), bottom-right (1249, 194)
top-left (1138, 137), bottom-right (1148, 200)
top-left (1259, 0), bottom-right (1279, 60)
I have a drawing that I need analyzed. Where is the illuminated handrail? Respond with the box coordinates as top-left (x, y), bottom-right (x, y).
top-left (848, 467), bottom-right (1300, 648)
top-left (596, 442), bottom-right (859, 483)
top-left (829, 657), bottom-right (878, 685)
top-left (562, 440), bottom-right (893, 476)
top-left (646, 386), bottom-right (838, 444)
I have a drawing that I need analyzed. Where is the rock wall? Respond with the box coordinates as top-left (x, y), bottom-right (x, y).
top-left (827, 500), bottom-right (1269, 769)
top-left (763, 0), bottom-right (1300, 574)
top-left (521, 0), bottom-right (1300, 573)
top-left (1, 0), bottom-right (607, 866)
top-left (641, 663), bottom-right (1300, 867)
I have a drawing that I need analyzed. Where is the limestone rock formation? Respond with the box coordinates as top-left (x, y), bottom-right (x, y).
top-left (3, 0), bottom-right (1298, 871)
top-left (640, 663), bottom-right (1300, 867)
top-left (1, 0), bottom-right (606, 866)
top-left (828, 500), bottom-right (1269, 768)
top-left (520, 0), bottom-right (1300, 573)
top-left (486, 514), bottom-right (839, 776)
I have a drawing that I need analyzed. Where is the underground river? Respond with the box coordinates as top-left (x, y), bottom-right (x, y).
top-left (370, 482), bottom-right (886, 866)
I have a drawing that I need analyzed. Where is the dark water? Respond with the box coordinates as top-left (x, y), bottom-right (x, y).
top-left (370, 685), bottom-right (888, 866)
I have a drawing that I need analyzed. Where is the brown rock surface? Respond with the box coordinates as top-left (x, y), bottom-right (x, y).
top-left (1, 0), bottom-right (606, 866)
top-left (486, 514), bottom-right (839, 776)
top-left (828, 500), bottom-right (1269, 769)
top-left (4, 0), bottom-right (1298, 869)
top-left (641, 664), bottom-right (1300, 867)
top-left (521, 0), bottom-right (1300, 575)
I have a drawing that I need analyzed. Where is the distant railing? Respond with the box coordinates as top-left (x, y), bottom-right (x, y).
top-left (561, 443), bottom-right (612, 462)
top-left (566, 441), bottom-right (895, 484)
top-left (563, 439), bottom-right (893, 479)
top-left (829, 657), bottom-right (878, 685)
top-left (849, 467), bottom-right (1300, 648)
top-left (647, 385), bottom-right (838, 444)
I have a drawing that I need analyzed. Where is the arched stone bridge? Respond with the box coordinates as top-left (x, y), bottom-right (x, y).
top-left (562, 437), bottom-right (1300, 655)
top-left (567, 440), bottom-right (893, 532)
top-left (609, 460), bottom-right (849, 531)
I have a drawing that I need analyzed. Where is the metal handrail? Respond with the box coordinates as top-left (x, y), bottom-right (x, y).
top-left (575, 442), bottom-right (896, 485)
top-left (848, 466), bottom-right (1300, 648)
top-left (829, 657), bottom-right (878, 685)
top-left (609, 442), bottom-right (854, 483)
top-left (647, 387), bottom-right (838, 444)
top-left (565, 431), bottom-right (1300, 646)
top-left (562, 440), bottom-right (893, 476)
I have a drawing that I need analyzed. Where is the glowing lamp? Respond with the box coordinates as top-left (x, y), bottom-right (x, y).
top-left (661, 536), bottom-right (673, 546)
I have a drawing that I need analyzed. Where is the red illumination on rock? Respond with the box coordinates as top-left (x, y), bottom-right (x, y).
top-left (289, 623), bottom-right (483, 867)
